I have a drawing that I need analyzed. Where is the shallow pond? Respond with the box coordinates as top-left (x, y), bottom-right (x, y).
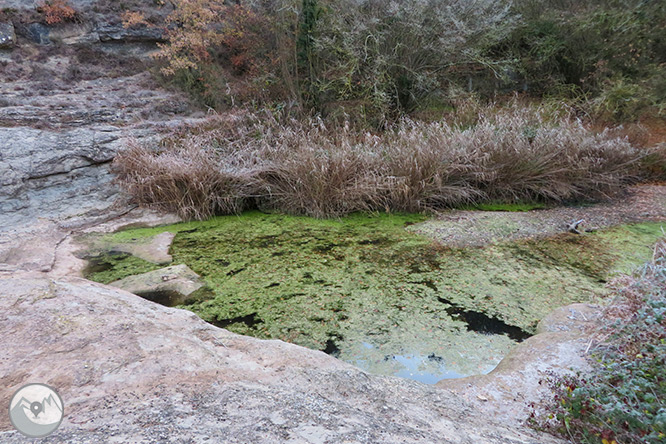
top-left (82, 212), bottom-right (665, 383)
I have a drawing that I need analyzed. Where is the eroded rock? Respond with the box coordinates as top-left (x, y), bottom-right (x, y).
top-left (109, 264), bottom-right (203, 306)
top-left (437, 303), bottom-right (600, 427)
top-left (0, 276), bottom-right (563, 443)
top-left (95, 23), bottom-right (165, 43)
top-left (0, 126), bottom-right (124, 229)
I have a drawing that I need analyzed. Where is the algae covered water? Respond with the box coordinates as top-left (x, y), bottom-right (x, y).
top-left (83, 212), bottom-right (665, 383)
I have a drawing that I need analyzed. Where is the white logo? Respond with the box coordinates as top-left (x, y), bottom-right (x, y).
top-left (8, 383), bottom-right (64, 438)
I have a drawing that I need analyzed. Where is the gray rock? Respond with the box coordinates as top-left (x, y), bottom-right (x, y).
top-left (114, 231), bottom-right (175, 265)
top-left (0, 22), bottom-right (16, 48)
top-left (0, 126), bottom-right (124, 230)
top-left (108, 264), bottom-right (204, 306)
top-left (95, 23), bottom-right (165, 43)
top-left (0, 276), bottom-right (564, 443)
top-left (49, 22), bottom-right (99, 45)
top-left (25, 22), bottom-right (51, 45)
top-left (438, 303), bottom-right (598, 426)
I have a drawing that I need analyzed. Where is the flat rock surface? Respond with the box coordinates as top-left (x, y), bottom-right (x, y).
top-left (109, 263), bottom-right (202, 306)
top-left (411, 185), bottom-right (666, 247)
top-left (0, 276), bottom-right (563, 444)
top-left (438, 303), bottom-right (599, 423)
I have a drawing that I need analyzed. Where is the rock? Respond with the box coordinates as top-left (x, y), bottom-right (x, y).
top-left (536, 303), bottom-right (600, 335)
top-left (438, 303), bottom-right (599, 427)
top-left (25, 22), bottom-right (51, 45)
top-left (0, 208), bottom-right (181, 276)
top-left (0, 220), bottom-right (69, 273)
top-left (48, 22), bottom-right (99, 45)
top-left (95, 23), bottom-right (165, 43)
top-left (0, 22), bottom-right (16, 48)
top-left (0, 126), bottom-right (125, 230)
top-left (76, 230), bottom-right (175, 265)
top-left (0, 276), bottom-right (563, 443)
top-left (116, 231), bottom-right (175, 265)
top-left (108, 264), bottom-right (204, 306)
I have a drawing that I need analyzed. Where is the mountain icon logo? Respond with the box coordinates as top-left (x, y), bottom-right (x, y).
top-left (8, 383), bottom-right (64, 438)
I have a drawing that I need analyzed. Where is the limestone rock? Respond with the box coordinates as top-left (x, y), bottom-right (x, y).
top-left (0, 22), bottom-right (16, 48)
top-left (76, 230), bottom-right (175, 266)
top-left (115, 231), bottom-right (175, 265)
top-left (0, 126), bottom-right (124, 230)
top-left (438, 303), bottom-right (599, 427)
top-left (49, 22), bottom-right (99, 45)
top-left (95, 23), bottom-right (165, 43)
top-left (536, 303), bottom-right (600, 335)
top-left (0, 276), bottom-right (563, 443)
top-left (108, 264), bottom-right (204, 306)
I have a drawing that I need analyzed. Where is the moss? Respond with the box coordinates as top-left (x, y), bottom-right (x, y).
top-left (83, 252), bottom-right (163, 284)
top-left (83, 212), bottom-right (664, 379)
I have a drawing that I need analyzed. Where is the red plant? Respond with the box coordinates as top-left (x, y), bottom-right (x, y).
top-left (218, 5), bottom-right (274, 76)
top-left (38, 0), bottom-right (77, 25)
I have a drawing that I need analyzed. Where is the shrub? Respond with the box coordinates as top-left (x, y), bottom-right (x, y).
top-left (496, 0), bottom-right (666, 115)
top-left (152, 0), bottom-right (282, 109)
top-left (531, 238), bottom-right (666, 444)
top-left (591, 78), bottom-right (651, 122)
top-left (147, 0), bottom-right (516, 123)
top-left (37, 0), bottom-right (78, 25)
top-left (113, 104), bottom-right (660, 219)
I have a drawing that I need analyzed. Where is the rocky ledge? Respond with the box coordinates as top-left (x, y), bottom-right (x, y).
top-left (0, 275), bottom-right (564, 444)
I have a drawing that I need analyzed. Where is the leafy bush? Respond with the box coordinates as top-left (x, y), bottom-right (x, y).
top-left (153, 0), bottom-right (281, 109)
top-left (497, 0), bottom-right (666, 119)
top-left (591, 78), bottom-right (652, 122)
top-left (531, 239), bottom-right (666, 444)
top-left (149, 0), bottom-right (516, 123)
top-left (113, 104), bottom-right (659, 219)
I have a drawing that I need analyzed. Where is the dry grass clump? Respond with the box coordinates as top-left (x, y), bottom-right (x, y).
top-left (114, 106), bottom-right (659, 219)
top-left (115, 131), bottom-right (263, 220)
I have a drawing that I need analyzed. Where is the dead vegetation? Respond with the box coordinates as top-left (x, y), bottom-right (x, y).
top-left (114, 105), bottom-right (666, 220)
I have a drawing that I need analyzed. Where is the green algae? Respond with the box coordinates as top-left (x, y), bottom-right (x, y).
top-left (83, 252), bottom-right (163, 284)
top-left (82, 212), bottom-right (665, 380)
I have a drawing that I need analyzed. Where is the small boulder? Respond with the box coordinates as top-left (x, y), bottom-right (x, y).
top-left (108, 264), bottom-right (205, 307)
top-left (0, 22), bottom-right (16, 48)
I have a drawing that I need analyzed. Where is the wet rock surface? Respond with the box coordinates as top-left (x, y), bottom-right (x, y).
top-left (438, 303), bottom-right (599, 426)
top-left (108, 263), bottom-right (203, 306)
top-left (412, 185), bottom-right (666, 248)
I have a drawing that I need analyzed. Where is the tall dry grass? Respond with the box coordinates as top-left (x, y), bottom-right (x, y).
top-left (114, 106), bottom-right (662, 219)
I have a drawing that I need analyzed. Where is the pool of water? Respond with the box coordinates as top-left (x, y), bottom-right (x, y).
top-left (81, 212), bottom-right (665, 383)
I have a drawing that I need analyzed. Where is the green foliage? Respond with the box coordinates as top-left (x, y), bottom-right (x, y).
top-left (149, 0), bottom-right (665, 122)
top-left (496, 0), bottom-right (666, 119)
top-left (532, 239), bottom-right (666, 444)
top-left (592, 77), bottom-right (651, 122)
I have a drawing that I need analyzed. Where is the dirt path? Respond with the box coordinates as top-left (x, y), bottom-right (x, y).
top-left (410, 185), bottom-right (666, 247)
